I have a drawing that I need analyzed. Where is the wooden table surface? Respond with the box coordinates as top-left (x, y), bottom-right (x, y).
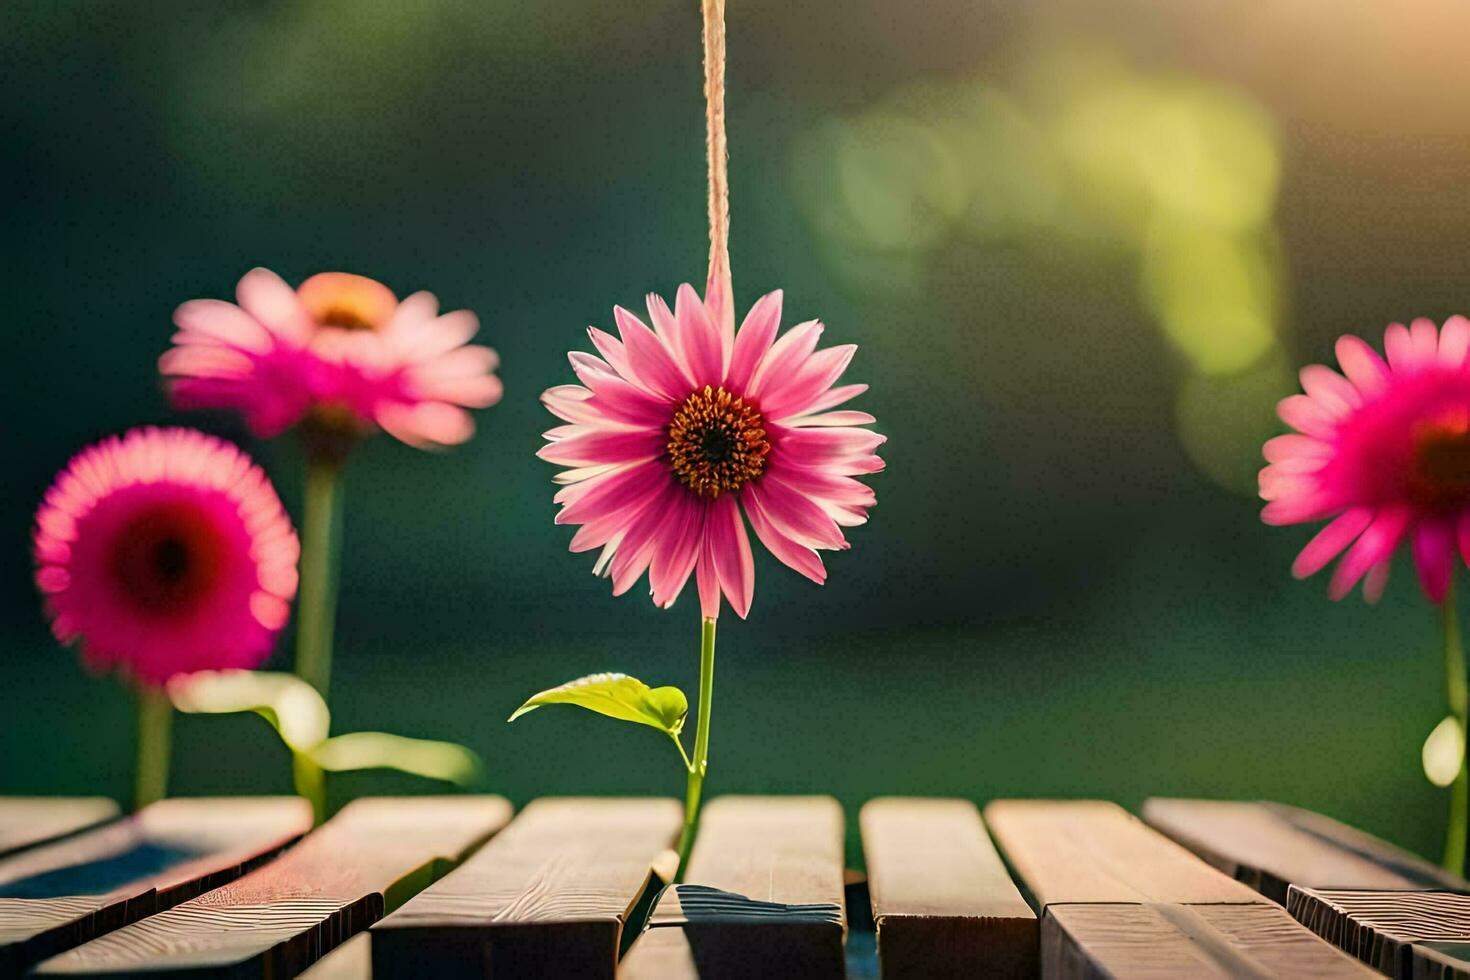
top-left (620, 795), bottom-right (847, 980)
top-left (32, 796), bottom-right (508, 979)
top-left (986, 799), bottom-right (1378, 979)
top-left (0, 797), bottom-right (309, 976)
top-left (861, 797), bottom-right (1036, 978)
top-left (0, 800), bottom-right (119, 860)
top-left (371, 796), bottom-right (681, 979)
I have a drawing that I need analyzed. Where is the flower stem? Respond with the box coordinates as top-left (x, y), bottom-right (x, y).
top-left (293, 456), bottom-right (344, 824)
top-left (295, 457), bottom-right (344, 699)
top-left (134, 685), bottom-right (172, 811)
top-left (675, 616), bottom-right (717, 881)
top-left (1444, 577), bottom-right (1468, 875)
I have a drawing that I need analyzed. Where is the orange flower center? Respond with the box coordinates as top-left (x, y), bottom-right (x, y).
top-left (109, 502), bottom-right (226, 614)
top-left (667, 385), bottom-right (770, 497)
top-left (297, 272), bottom-right (397, 332)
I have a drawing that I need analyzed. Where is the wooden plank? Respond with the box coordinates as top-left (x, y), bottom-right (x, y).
top-left (33, 796), bottom-right (510, 978)
top-left (986, 800), bottom-right (1376, 978)
top-left (860, 797), bottom-right (1036, 978)
top-left (1269, 804), bottom-right (1467, 891)
top-left (1142, 799), bottom-right (1429, 904)
top-left (370, 797), bottom-right (680, 979)
top-left (0, 800), bottom-right (119, 859)
top-left (1413, 942), bottom-right (1470, 980)
top-left (984, 799), bottom-right (1261, 907)
top-left (1288, 887), bottom-right (1470, 978)
top-left (0, 797), bottom-right (309, 975)
top-left (1044, 901), bottom-right (1378, 978)
top-left (619, 795), bottom-right (846, 980)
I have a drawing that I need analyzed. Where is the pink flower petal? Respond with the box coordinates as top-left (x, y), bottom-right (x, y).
top-left (537, 428), bottom-right (665, 467)
top-left (236, 267), bottom-right (313, 342)
top-left (375, 401), bottom-right (475, 449)
top-left (674, 283), bottom-right (725, 387)
top-left (727, 290), bottom-right (783, 392)
top-left (588, 327), bottom-right (638, 385)
top-left (650, 496), bottom-right (706, 608)
top-left (788, 410), bottom-right (878, 428)
top-left (708, 494), bottom-right (754, 618)
top-left (747, 478), bottom-right (846, 550)
top-left (1335, 335), bottom-right (1390, 397)
top-left (1363, 560), bottom-right (1391, 604)
top-left (1412, 518), bottom-right (1455, 603)
top-left (556, 461), bottom-right (667, 526)
top-left (744, 488), bottom-right (826, 584)
top-left (1441, 315), bottom-right (1470, 368)
top-left (1277, 394), bottom-right (1337, 439)
top-left (798, 383), bottom-right (868, 416)
top-left (173, 299), bottom-right (274, 354)
top-left (1262, 434), bottom-right (1332, 464)
top-left (1411, 317), bottom-right (1440, 366)
top-left (1328, 506), bottom-right (1412, 600)
top-left (764, 344), bottom-right (859, 422)
top-left (1299, 364), bottom-right (1359, 417)
top-left (748, 319), bottom-right (823, 403)
top-left (615, 305), bottom-right (692, 399)
top-left (1291, 507), bottom-right (1373, 579)
top-left (696, 539), bottom-right (721, 619)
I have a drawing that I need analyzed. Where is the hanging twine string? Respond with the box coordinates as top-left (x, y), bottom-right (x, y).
top-left (702, 0), bottom-right (735, 336)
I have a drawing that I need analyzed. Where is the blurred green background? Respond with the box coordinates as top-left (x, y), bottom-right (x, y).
top-left (4, 0), bottom-right (1470, 865)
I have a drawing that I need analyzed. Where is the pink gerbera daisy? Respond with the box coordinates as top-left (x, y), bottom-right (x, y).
top-left (538, 285), bottom-right (884, 618)
top-left (33, 427), bottom-right (300, 685)
top-left (1262, 315), bottom-right (1470, 602)
top-left (161, 268), bottom-right (502, 450)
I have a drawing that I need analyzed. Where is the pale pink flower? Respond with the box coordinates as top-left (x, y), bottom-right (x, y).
top-left (33, 427), bottom-right (299, 685)
top-left (161, 269), bottom-right (502, 449)
top-left (539, 285), bottom-right (884, 618)
top-left (1262, 316), bottom-right (1470, 603)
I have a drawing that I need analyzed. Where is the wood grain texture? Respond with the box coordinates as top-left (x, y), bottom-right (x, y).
top-left (1269, 805), bottom-right (1468, 891)
top-left (0, 797), bottom-right (309, 976)
top-left (1288, 886), bottom-right (1470, 978)
top-left (984, 799), bottom-right (1261, 908)
top-left (371, 797), bottom-right (681, 979)
top-left (0, 800), bottom-right (119, 860)
top-left (860, 797), bottom-right (1036, 978)
top-left (1413, 942), bottom-right (1470, 980)
top-left (619, 795), bottom-right (846, 980)
top-left (1144, 799), bottom-right (1458, 905)
top-left (1044, 901), bottom-right (1378, 978)
top-left (33, 796), bottom-right (509, 979)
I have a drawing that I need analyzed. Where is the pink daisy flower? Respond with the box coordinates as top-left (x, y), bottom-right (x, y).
top-left (33, 427), bottom-right (300, 686)
top-left (161, 268), bottom-right (502, 450)
top-left (1262, 315), bottom-right (1470, 603)
top-left (538, 285), bottom-right (884, 619)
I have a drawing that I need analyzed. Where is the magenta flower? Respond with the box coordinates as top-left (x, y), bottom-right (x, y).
top-left (33, 427), bottom-right (299, 686)
top-left (1262, 316), bottom-right (1470, 602)
top-left (538, 285), bottom-right (884, 618)
top-left (161, 269), bottom-right (502, 450)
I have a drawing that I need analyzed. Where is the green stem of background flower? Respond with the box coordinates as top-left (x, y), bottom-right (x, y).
top-left (1444, 577), bottom-right (1468, 876)
top-left (674, 616), bottom-right (717, 881)
top-left (134, 685), bottom-right (172, 811)
top-left (294, 455), bottom-right (345, 823)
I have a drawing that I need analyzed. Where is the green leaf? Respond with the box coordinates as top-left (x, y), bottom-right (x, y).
top-left (508, 672), bottom-right (688, 736)
top-left (167, 670), bottom-right (330, 752)
top-left (308, 732), bottom-right (484, 786)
